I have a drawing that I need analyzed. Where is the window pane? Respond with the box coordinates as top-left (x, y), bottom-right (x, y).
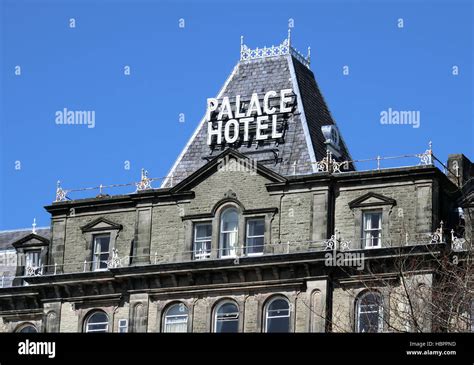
top-left (246, 219), bottom-right (265, 255)
top-left (196, 223), bottom-right (212, 239)
top-left (86, 311), bottom-right (108, 333)
top-left (164, 304), bottom-right (188, 333)
top-left (222, 210), bottom-right (238, 232)
top-left (363, 212), bottom-right (382, 248)
top-left (93, 235), bottom-right (110, 270)
top-left (25, 251), bottom-right (40, 267)
top-left (18, 325), bottom-right (37, 333)
top-left (220, 209), bottom-right (239, 258)
top-left (215, 302), bottom-right (239, 333)
top-left (266, 298), bottom-right (290, 333)
top-left (194, 223), bottom-right (212, 260)
top-left (248, 219), bottom-right (264, 236)
top-left (357, 293), bottom-right (383, 333)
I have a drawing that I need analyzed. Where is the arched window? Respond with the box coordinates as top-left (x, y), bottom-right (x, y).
top-left (214, 300), bottom-right (239, 333)
top-left (84, 311), bottom-right (109, 333)
top-left (220, 208), bottom-right (239, 258)
top-left (356, 291), bottom-right (384, 333)
top-left (16, 324), bottom-right (37, 333)
top-left (264, 297), bottom-right (291, 333)
top-left (163, 303), bottom-right (189, 333)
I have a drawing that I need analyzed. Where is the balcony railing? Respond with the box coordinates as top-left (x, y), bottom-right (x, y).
top-left (53, 142), bottom-right (458, 202)
top-left (1, 225), bottom-right (467, 288)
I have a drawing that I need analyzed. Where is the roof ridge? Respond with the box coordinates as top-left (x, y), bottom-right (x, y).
top-left (0, 226), bottom-right (50, 233)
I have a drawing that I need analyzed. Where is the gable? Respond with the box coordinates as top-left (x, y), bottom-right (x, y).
top-left (80, 217), bottom-right (123, 233)
top-left (348, 192), bottom-right (397, 209)
top-left (162, 36), bottom-right (354, 188)
top-left (170, 149), bottom-right (286, 193)
top-left (12, 233), bottom-right (50, 249)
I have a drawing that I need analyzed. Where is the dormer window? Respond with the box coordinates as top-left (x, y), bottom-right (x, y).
top-left (92, 234), bottom-right (110, 271)
top-left (321, 125), bottom-right (341, 157)
top-left (80, 217), bottom-right (122, 272)
top-left (363, 211), bottom-right (382, 248)
top-left (24, 250), bottom-right (41, 275)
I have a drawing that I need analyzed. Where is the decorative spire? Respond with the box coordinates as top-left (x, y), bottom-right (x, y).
top-left (32, 218), bottom-right (37, 234)
top-left (288, 27), bottom-right (291, 47)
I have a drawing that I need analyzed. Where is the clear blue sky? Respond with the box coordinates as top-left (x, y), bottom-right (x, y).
top-left (0, 0), bottom-right (472, 229)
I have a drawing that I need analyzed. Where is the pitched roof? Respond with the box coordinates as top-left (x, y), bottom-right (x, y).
top-left (162, 42), bottom-right (353, 188)
top-left (0, 228), bottom-right (51, 250)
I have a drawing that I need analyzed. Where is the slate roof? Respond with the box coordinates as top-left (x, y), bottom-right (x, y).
top-left (0, 228), bottom-right (51, 250)
top-left (162, 52), bottom-right (353, 188)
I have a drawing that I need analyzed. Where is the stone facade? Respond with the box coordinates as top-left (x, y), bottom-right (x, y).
top-left (0, 45), bottom-right (472, 334)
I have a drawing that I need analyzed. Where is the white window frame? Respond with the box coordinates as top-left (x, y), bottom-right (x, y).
top-left (245, 218), bottom-right (265, 256)
top-left (193, 222), bottom-right (212, 260)
top-left (264, 297), bottom-right (291, 333)
top-left (213, 301), bottom-right (239, 333)
top-left (163, 303), bottom-right (189, 333)
top-left (24, 250), bottom-right (42, 276)
top-left (92, 234), bottom-right (111, 271)
top-left (219, 208), bottom-right (239, 258)
top-left (362, 211), bottom-right (382, 249)
top-left (85, 311), bottom-right (109, 333)
top-left (118, 319), bottom-right (128, 333)
top-left (356, 292), bottom-right (384, 333)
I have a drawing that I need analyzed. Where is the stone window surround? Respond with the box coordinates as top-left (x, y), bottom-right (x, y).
top-left (255, 292), bottom-right (297, 333)
top-left (183, 198), bottom-right (277, 260)
top-left (155, 299), bottom-right (196, 333)
top-left (261, 294), bottom-right (293, 333)
top-left (161, 301), bottom-right (191, 333)
top-left (211, 298), bottom-right (242, 333)
top-left (352, 288), bottom-right (390, 333)
top-left (349, 193), bottom-right (396, 249)
top-left (14, 322), bottom-right (39, 333)
top-left (81, 219), bottom-right (122, 271)
top-left (78, 307), bottom-right (113, 333)
top-left (12, 236), bottom-right (49, 276)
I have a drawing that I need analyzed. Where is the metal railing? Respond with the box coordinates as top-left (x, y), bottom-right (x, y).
top-left (53, 142), bottom-right (456, 202)
top-left (1, 226), bottom-right (466, 288)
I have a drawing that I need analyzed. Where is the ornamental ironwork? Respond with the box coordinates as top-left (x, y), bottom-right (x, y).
top-left (25, 265), bottom-right (42, 276)
top-left (417, 141), bottom-right (433, 165)
top-left (315, 150), bottom-right (350, 174)
top-left (136, 169), bottom-right (152, 192)
top-left (55, 180), bottom-right (68, 202)
top-left (429, 221), bottom-right (444, 243)
top-left (451, 230), bottom-right (466, 252)
top-left (240, 29), bottom-right (311, 69)
top-left (340, 240), bottom-right (352, 251)
top-left (107, 248), bottom-right (122, 268)
top-left (324, 235), bottom-right (337, 250)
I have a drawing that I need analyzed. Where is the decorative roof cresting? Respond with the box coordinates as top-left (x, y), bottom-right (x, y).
top-left (240, 28), bottom-right (311, 69)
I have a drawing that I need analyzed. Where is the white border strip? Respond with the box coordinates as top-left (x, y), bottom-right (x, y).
top-left (287, 55), bottom-right (318, 173)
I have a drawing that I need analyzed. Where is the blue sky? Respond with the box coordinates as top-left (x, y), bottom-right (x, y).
top-left (0, 0), bottom-right (472, 229)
